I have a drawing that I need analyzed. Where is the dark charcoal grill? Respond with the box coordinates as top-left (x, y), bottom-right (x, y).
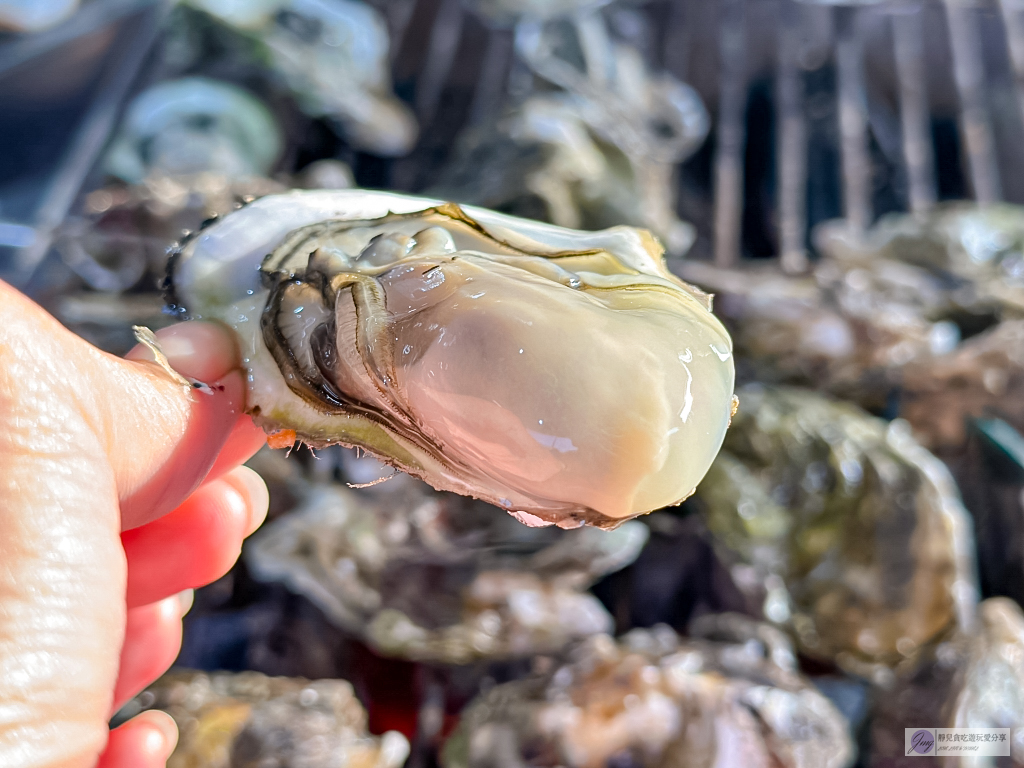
top-left (374, 0), bottom-right (1024, 270)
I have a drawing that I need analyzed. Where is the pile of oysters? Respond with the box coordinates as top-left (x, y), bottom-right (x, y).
top-left (30, 0), bottom-right (1024, 765)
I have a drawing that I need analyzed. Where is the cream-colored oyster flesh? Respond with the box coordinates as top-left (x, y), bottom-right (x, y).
top-left (169, 190), bottom-right (735, 527)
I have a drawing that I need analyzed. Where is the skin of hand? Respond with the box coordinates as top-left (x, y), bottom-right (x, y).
top-left (0, 280), bottom-right (269, 768)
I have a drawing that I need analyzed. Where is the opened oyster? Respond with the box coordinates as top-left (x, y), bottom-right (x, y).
top-left (168, 190), bottom-right (735, 528)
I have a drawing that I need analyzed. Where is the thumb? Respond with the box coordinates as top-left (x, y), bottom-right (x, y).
top-left (110, 321), bottom-right (260, 530)
top-left (0, 282), bottom-right (263, 531)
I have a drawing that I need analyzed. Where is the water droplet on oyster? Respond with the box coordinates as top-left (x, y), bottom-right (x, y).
top-left (168, 190), bottom-right (735, 527)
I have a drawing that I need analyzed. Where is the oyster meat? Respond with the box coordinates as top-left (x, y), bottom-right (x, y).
top-left (441, 623), bottom-right (854, 768)
top-left (245, 479), bottom-right (648, 664)
top-left (168, 190), bottom-right (735, 528)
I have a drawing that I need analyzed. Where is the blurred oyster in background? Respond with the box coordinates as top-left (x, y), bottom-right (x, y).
top-left (463, 0), bottom-right (612, 25)
top-left (948, 418), bottom-right (1024, 613)
top-left (295, 157), bottom-right (357, 190)
top-left (122, 669), bottom-right (409, 768)
top-left (817, 204), bottom-right (1024, 324)
top-left (169, 189), bottom-right (735, 528)
top-left (43, 77), bottom-right (288, 300)
top-left (104, 77), bottom-right (283, 184)
top-left (679, 256), bottom-right (959, 409)
top-left (46, 82), bottom-right (354, 327)
top-left (680, 206), bottom-right (1024, 407)
top-left (0, 0), bottom-right (78, 33)
top-left (901, 320), bottom-right (1024, 451)
top-left (435, 5), bottom-right (707, 256)
top-left (695, 384), bottom-right (977, 679)
top-left (442, 623), bottom-right (854, 768)
top-left (245, 481), bottom-right (649, 664)
top-left (870, 598), bottom-right (1024, 764)
top-left (47, 291), bottom-right (171, 356)
top-left (185, 0), bottom-right (418, 156)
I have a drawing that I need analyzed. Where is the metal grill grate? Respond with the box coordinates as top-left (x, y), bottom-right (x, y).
top-left (374, 0), bottom-right (1024, 268)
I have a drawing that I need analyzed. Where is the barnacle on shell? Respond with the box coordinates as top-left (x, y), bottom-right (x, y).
top-left (168, 190), bottom-right (735, 528)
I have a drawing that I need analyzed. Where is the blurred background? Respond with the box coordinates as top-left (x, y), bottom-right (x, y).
top-left (6, 0), bottom-right (1024, 765)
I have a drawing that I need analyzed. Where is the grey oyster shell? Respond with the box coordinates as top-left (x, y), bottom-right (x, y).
top-left (679, 205), bottom-right (1024, 409)
top-left (441, 622), bottom-right (854, 768)
top-left (244, 479), bottom-right (648, 664)
top-left (433, 11), bottom-right (707, 257)
top-left (122, 669), bottom-right (409, 768)
top-left (870, 598), bottom-right (1024, 765)
top-left (901, 319), bottom-right (1024, 451)
top-left (694, 384), bottom-right (978, 678)
top-left (816, 204), bottom-right (1024, 322)
top-left (184, 0), bottom-right (417, 156)
top-left (168, 190), bottom-right (735, 529)
top-left (679, 255), bottom-right (958, 410)
top-left (104, 77), bottom-right (283, 185)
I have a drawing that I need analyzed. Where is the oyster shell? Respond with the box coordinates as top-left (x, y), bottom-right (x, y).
top-left (901, 319), bottom-right (1024, 450)
top-left (870, 598), bottom-right (1024, 764)
top-left (816, 204), bottom-right (1024, 321)
top-left (695, 384), bottom-right (977, 678)
top-left (679, 255), bottom-right (958, 410)
top-left (245, 479), bottom-right (648, 664)
top-left (184, 0), bottom-right (417, 156)
top-left (104, 77), bottom-right (283, 185)
top-left (679, 205), bottom-right (1024, 409)
top-left (433, 10), bottom-right (707, 257)
top-left (0, 0), bottom-right (78, 33)
top-left (168, 190), bottom-right (735, 528)
top-left (121, 669), bottom-right (409, 768)
top-left (441, 623), bottom-right (854, 768)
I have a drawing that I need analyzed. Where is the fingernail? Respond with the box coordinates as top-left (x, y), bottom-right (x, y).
top-left (176, 589), bottom-right (194, 617)
top-left (225, 465), bottom-right (270, 537)
top-left (126, 321), bottom-right (239, 383)
top-left (143, 710), bottom-right (179, 756)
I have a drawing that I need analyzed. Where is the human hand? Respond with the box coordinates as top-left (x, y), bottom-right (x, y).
top-left (0, 280), bottom-right (269, 767)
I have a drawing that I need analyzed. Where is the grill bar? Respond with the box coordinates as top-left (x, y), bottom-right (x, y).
top-left (391, 0), bottom-right (1024, 268)
top-left (999, 0), bottom-right (1024, 151)
top-left (712, 0), bottom-right (748, 266)
top-left (836, 6), bottom-right (873, 234)
top-left (776, 0), bottom-right (809, 271)
top-left (892, 8), bottom-right (937, 215)
top-left (945, 0), bottom-right (1002, 204)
